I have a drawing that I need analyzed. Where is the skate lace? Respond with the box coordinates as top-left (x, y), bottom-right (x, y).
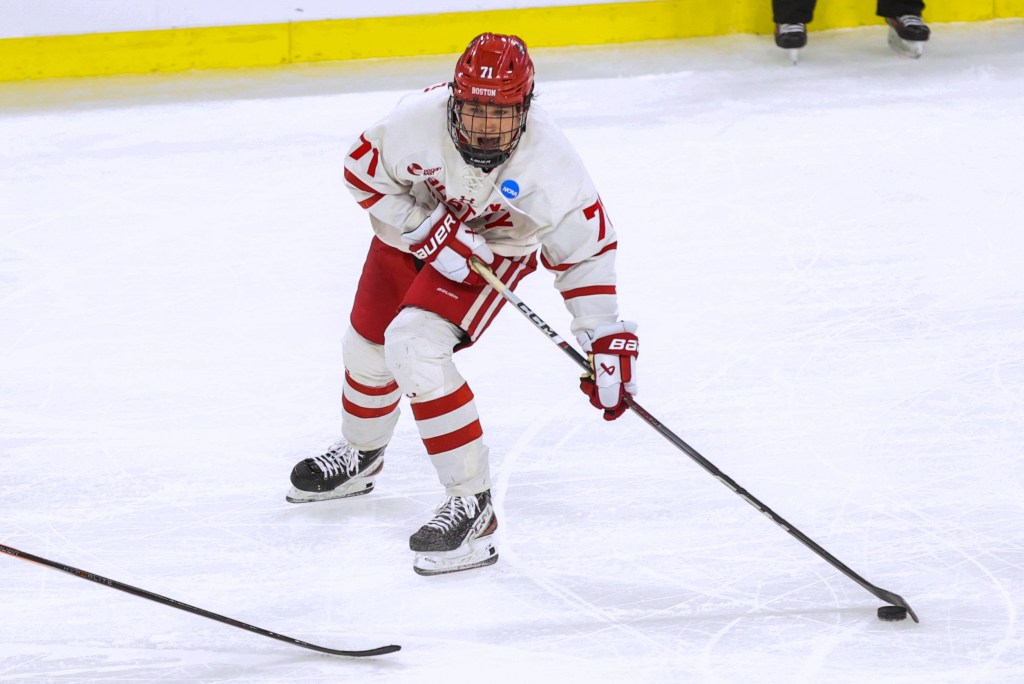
top-left (778, 23), bottom-right (805, 34)
top-left (311, 442), bottom-right (360, 478)
top-left (897, 15), bottom-right (925, 27)
top-left (424, 496), bottom-right (480, 533)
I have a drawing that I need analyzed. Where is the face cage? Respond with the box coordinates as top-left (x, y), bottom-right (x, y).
top-left (447, 96), bottom-right (531, 171)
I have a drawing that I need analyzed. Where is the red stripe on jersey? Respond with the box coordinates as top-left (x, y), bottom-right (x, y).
top-left (561, 285), bottom-right (617, 300)
top-left (421, 420), bottom-right (484, 455)
top-left (541, 253), bottom-right (571, 272)
top-left (345, 371), bottom-right (399, 397)
top-left (411, 383), bottom-right (474, 421)
top-left (344, 168), bottom-right (384, 207)
top-left (483, 211), bottom-right (513, 229)
top-left (542, 242), bottom-right (618, 272)
top-left (343, 395), bottom-right (400, 419)
top-left (358, 195), bottom-right (383, 209)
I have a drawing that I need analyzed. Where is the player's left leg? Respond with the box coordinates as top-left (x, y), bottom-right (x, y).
top-left (383, 306), bottom-right (498, 575)
top-left (385, 253), bottom-right (536, 574)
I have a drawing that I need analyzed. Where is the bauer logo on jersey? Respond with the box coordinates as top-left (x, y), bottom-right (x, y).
top-left (500, 180), bottom-right (520, 199)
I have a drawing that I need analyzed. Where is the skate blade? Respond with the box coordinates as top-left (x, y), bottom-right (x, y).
top-left (787, 48), bottom-right (800, 65)
top-left (285, 479), bottom-right (375, 503)
top-left (887, 27), bottom-right (924, 58)
top-left (413, 538), bottom-right (498, 576)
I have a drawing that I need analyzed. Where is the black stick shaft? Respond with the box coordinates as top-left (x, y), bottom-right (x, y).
top-left (0, 544), bottom-right (401, 656)
top-left (471, 258), bottom-right (919, 623)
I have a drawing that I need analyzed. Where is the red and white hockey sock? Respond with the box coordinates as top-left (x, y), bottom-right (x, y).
top-left (410, 382), bottom-right (491, 496)
top-left (341, 370), bottom-right (402, 450)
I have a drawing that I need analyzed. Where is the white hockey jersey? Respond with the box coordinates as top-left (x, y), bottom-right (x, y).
top-left (344, 84), bottom-right (620, 337)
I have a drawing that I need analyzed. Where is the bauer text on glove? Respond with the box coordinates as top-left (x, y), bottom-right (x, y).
top-left (402, 203), bottom-right (494, 285)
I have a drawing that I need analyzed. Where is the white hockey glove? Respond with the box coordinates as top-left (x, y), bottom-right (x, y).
top-left (577, 321), bottom-right (639, 421)
top-left (402, 203), bottom-right (494, 286)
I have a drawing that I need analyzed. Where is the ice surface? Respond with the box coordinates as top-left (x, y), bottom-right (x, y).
top-left (2, 20), bottom-right (1023, 683)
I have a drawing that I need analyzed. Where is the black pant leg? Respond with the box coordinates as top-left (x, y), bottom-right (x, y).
top-left (876, 0), bottom-right (925, 17)
top-left (773, 0), bottom-right (817, 23)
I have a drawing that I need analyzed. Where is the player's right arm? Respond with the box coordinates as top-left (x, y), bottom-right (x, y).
top-left (343, 89), bottom-right (450, 243)
top-left (344, 127), bottom-right (429, 235)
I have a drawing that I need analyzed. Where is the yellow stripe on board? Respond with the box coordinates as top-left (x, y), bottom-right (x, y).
top-left (289, 2), bottom-right (726, 63)
top-left (1, 24), bottom-right (292, 81)
top-left (1, 1), bottom-right (1021, 82)
top-left (997, 0), bottom-right (1024, 16)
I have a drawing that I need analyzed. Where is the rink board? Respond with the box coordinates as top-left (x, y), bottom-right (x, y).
top-left (1, 0), bottom-right (1022, 81)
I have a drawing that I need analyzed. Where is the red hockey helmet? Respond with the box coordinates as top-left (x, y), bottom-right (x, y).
top-left (448, 33), bottom-right (535, 170)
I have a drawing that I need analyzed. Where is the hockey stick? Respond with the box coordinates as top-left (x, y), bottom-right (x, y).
top-left (0, 544), bottom-right (401, 657)
top-left (470, 257), bottom-right (919, 623)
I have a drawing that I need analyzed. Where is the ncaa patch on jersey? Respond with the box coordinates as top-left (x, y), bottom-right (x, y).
top-left (500, 180), bottom-right (520, 199)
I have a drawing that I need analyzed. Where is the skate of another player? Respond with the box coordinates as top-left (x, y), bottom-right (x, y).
top-left (772, 7), bottom-right (931, 63)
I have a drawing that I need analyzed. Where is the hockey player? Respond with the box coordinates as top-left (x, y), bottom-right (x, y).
top-left (285, 33), bottom-right (639, 576)
top-left (773, 1), bottom-right (931, 60)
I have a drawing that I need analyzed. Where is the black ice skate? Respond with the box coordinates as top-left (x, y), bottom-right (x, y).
top-left (285, 441), bottom-right (385, 503)
top-left (775, 23), bottom-right (807, 64)
top-left (409, 491), bottom-right (498, 576)
top-left (885, 15), bottom-right (930, 58)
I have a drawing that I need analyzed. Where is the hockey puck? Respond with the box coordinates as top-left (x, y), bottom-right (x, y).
top-left (877, 605), bottom-right (908, 621)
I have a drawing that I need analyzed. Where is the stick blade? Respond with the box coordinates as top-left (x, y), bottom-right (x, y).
top-left (309, 643), bottom-right (402, 658)
top-left (873, 588), bottom-right (920, 623)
